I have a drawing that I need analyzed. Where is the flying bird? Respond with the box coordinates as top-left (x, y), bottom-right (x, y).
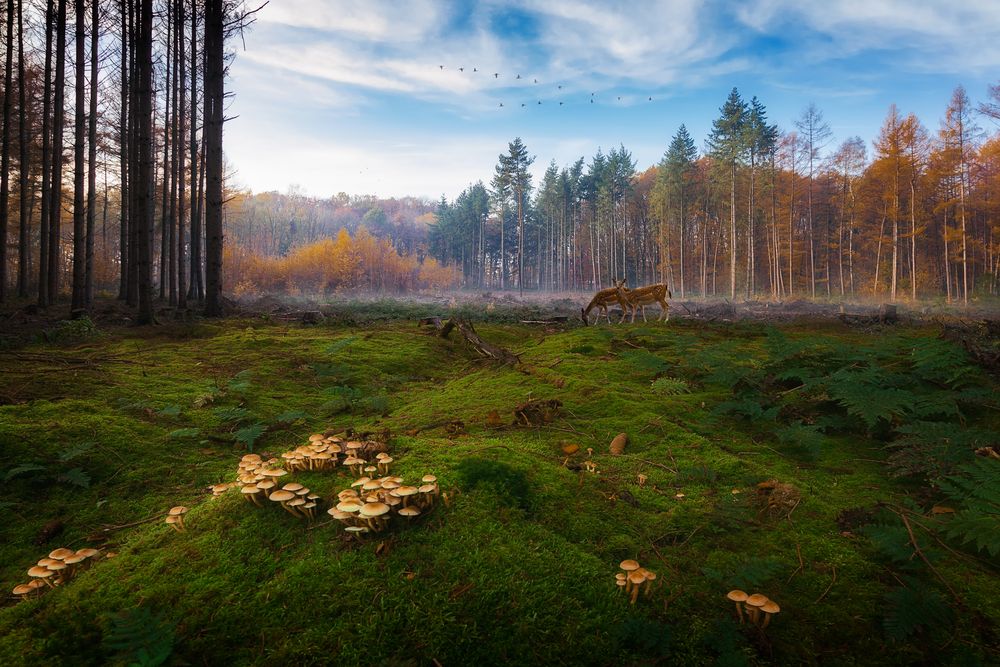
top-left (516, 74), bottom-right (521, 79)
top-left (648, 97), bottom-right (652, 101)
top-left (590, 99), bottom-right (594, 103)
top-left (494, 72), bottom-right (499, 78)
top-left (521, 103), bottom-right (526, 107)
top-left (559, 101), bottom-right (563, 105)
top-left (459, 67), bottom-right (464, 72)
top-left (537, 100), bottom-right (542, 104)
top-left (558, 85), bottom-right (562, 89)
top-left (499, 102), bottom-right (504, 107)
top-left (618, 96), bottom-right (622, 101)
top-left (473, 68), bottom-right (478, 72)
top-left (534, 78), bottom-right (538, 83)
top-left (439, 65), bottom-right (444, 70)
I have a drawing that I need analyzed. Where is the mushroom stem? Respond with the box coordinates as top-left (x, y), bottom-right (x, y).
top-left (734, 603), bottom-right (744, 624)
top-left (629, 580), bottom-right (641, 605)
top-left (762, 614), bottom-right (772, 629)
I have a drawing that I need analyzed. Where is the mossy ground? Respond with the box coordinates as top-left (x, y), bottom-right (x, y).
top-left (0, 309), bottom-right (997, 665)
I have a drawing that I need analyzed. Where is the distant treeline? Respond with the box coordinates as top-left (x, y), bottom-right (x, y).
top-left (431, 86), bottom-right (1000, 302)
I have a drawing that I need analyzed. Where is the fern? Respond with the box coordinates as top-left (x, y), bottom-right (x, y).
top-left (324, 336), bottom-right (357, 355)
top-left (155, 405), bottom-right (182, 418)
top-left (168, 427), bottom-right (201, 440)
top-left (58, 441), bottom-right (95, 462)
top-left (827, 368), bottom-right (915, 429)
top-left (910, 339), bottom-right (979, 389)
top-left (887, 421), bottom-right (985, 477)
top-left (227, 369), bottom-right (253, 393)
top-left (103, 608), bottom-right (175, 667)
top-left (234, 423), bottom-right (267, 451)
top-left (936, 458), bottom-right (1000, 557)
top-left (55, 468), bottom-right (91, 488)
top-left (774, 421), bottom-right (827, 461)
top-left (273, 410), bottom-right (308, 423)
top-left (650, 376), bottom-right (690, 395)
top-left (882, 579), bottom-right (953, 641)
top-left (212, 406), bottom-right (252, 424)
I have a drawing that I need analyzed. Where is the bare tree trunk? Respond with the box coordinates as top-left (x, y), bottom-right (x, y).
top-left (135, 0), bottom-right (154, 324)
top-left (85, 0), bottom-right (98, 306)
top-left (167, 0), bottom-right (179, 306)
top-left (38, 0), bottom-right (54, 305)
top-left (729, 161), bottom-right (736, 299)
top-left (0, 0), bottom-right (14, 303)
top-left (158, 6), bottom-right (170, 301)
top-left (70, 0), bottom-right (86, 311)
top-left (203, 0), bottom-right (223, 316)
top-left (48, 0), bottom-right (67, 302)
top-left (16, 0), bottom-right (28, 298)
top-left (176, 0), bottom-right (186, 308)
top-left (117, 0), bottom-right (128, 300)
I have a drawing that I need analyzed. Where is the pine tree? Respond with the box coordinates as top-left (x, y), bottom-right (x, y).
top-left (707, 87), bottom-right (748, 299)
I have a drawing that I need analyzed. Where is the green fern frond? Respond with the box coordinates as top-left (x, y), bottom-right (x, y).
top-left (650, 376), bottom-right (690, 396)
top-left (883, 579), bottom-right (953, 641)
top-left (103, 607), bottom-right (175, 667)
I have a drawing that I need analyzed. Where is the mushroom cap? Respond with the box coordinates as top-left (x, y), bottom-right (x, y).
top-left (75, 548), bottom-right (99, 559)
top-left (394, 485), bottom-right (419, 497)
top-left (327, 509), bottom-right (353, 521)
top-left (385, 495), bottom-right (402, 507)
top-left (641, 569), bottom-right (657, 582)
top-left (169, 506), bottom-right (189, 516)
top-left (259, 468), bottom-right (288, 478)
top-left (63, 554), bottom-right (86, 565)
top-left (241, 484), bottom-right (262, 495)
top-left (745, 594), bottom-right (769, 608)
top-left (338, 490), bottom-right (359, 501)
top-left (287, 498), bottom-right (306, 507)
top-left (165, 515), bottom-right (180, 525)
top-left (282, 483), bottom-right (304, 492)
top-left (256, 480), bottom-right (275, 492)
top-left (364, 466), bottom-right (378, 474)
top-left (27, 566), bottom-right (54, 579)
top-left (379, 456), bottom-right (394, 464)
top-left (397, 506), bottom-right (422, 517)
top-left (619, 559), bottom-right (640, 572)
top-left (12, 584), bottom-right (34, 596)
top-left (627, 570), bottom-right (646, 585)
top-left (616, 579), bottom-right (627, 587)
top-left (37, 558), bottom-right (60, 568)
top-left (359, 502), bottom-right (390, 518)
top-left (336, 500), bottom-right (363, 513)
top-left (375, 452), bottom-right (390, 460)
top-left (726, 590), bottom-right (749, 602)
top-left (362, 480), bottom-right (382, 492)
top-left (45, 561), bottom-right (67, 572)
top-left (381, 480), bottom-right (401, 490)
top-left (351, 477), bottom-right (371, 488)
top-left (327, 443), bottom-right (342, 454)
top-left (308, 433), bottom-right (325, 442)
top-left (295, 487), bottom-right (310, 497)
top-left (269, 490), bottom-right (297, 502)
top-left (48, 548), bottom-right (74, 560)
top-left (241, 453), bottom-right (262, 462)
top-left (760, 600), bottom-right (780, 614)
top-left (344, 526), bottom-right (369, 534)
top-left (307, 493), bottom-right (320, 501)
top-left (421, 474), bottom-right (437, 484)
top-left (615, 573), bottom-right (627, 582)
top-left (26, 580), bottom-right (47, 591)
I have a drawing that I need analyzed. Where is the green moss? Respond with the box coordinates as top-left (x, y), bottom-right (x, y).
top-left (0, 314), bottom-right (997, 665)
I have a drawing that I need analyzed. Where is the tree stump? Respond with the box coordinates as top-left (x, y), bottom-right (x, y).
top-left (878, 304), bottom-right (898, 325)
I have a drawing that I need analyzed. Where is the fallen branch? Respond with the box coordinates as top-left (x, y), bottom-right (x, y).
top-left (895, 509), bottom-right (962, 604)
top-left (419, 316), bottom-right (519, 365)
top-left (814, 565), bottom-right (837, 603)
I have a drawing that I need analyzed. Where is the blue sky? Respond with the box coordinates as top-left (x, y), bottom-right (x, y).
top-left (225, 0), bottom-right (1000, 200)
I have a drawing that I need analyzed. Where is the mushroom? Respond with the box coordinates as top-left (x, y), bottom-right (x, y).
top-left (49, 548), bottom-right (74, 561)
top-left (269, 489), bottom-right (299, 516)
top-left (287, 497), bottom-right (307, 518)
top-left (421, 475), bottom-right (439, 497)
top-left (627, 570), bottom-right (646, 604)
top-left (417, 484), bottom-right (436, 509)
top-left (726, 590), bottom-right (749, 624)
top-left (256, 480), bottom-right (276, 498)
top-left (344, 525), bottom-right (368, 541)
top-left (308, 433), bottom-right (325, 442)
top-left (615, 573), bottom-right (626, 592)
top-left (359, 502), bottom-right (390, 532)
top-left (168, 506), bottom-right (189, 530)
top-left (637, 474), bottom-right (647, 487)
top-left (27, 566), bottom-right (56, 587)
top-left (641, 569), bottom-right (658, 598)
top-left (282, 482), bottom-right (304, 494)
top-left (619, 560), bottom-right (640, 594)
top-left (397, 506), bottom-right (421, 520)
top-left (165, 515), bottom-right (183, 531)
top-left (760, 600), bottom-right (780, 628)
top-left (327, 508), bottom-right (354, 525)
top-left (744, 593), bottom-right (769, 625)
top-left (241, 485), bottom-right (264, 506)
top-left (12, 583), bottom-right (35, 601)
top-left (394, 486), bottom-right (419, 508)
top-left (377, 457), bottom-right (394, 474)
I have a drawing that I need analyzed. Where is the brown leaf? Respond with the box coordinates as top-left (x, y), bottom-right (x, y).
top-left (609, 433), bottom-right (628, 455)
top-left (561, 443), bottom-right (580, 455)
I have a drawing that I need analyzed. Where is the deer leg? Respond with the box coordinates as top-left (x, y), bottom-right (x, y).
top-left (642, 305), bottom-right (648, 323)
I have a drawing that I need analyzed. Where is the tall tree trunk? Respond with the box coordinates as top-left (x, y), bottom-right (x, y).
top-left (16, 0), bottom-right (28, 298)
top-left (168, 0), bottom-right (179, 306)
top-left (158, 7), bottom-right (170, 301)
top-left (202, 0), bottom-right (223, 316)
top-left (118, 0), bottom-right (128, 300)
top-left (176, 0), bottom-right (186, 308)
top-left (38, 0), bottom-right (54, 306)
top-left (135, 0), bottom-right (154, 324)
top-left (85, 0), bottom-right (98, 306)
top-left (0, 0), bottom-right (14, 303)
top-left (729, 161), bottom-right (736, 299)
top-left (48, 0), bottom-right (67, 302)
top-left (70, 0), bottom-right (86, 311)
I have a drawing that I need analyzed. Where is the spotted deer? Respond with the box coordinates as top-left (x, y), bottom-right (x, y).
top-left (616, 283), bottom-right (672, 323)
top-left (581, 279), bottom-right (628, 325)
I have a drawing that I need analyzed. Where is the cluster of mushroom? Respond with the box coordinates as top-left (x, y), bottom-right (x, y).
top-left (727, 590), bottom-right (780, 629)
top-left (165, 506), bottom-right (189, 531)
top-left (13, 547), bottom-right (101, 600)
top-left (268, 482), bottom-right (322, 520)
top-left (235, 453), bottom-right (291, 506)
top-left (615, 560), bottom-right (659, 605)
top-left (327, 473), bottom-right (439, 537)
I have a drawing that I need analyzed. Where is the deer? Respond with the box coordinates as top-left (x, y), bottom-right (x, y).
top-left (616, 282), bottom-right (672, 323)
top-left (581, 279), bottom-right (629, 325)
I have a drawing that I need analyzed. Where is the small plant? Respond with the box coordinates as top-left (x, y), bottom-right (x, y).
top-left (103, 607), bottom-right (175, 667)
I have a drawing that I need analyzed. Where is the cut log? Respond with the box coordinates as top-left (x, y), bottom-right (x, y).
top-left (419, 316), bottom-right (519, 366)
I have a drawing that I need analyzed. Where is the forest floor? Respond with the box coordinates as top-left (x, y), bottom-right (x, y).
top-left (0, 301), bottom-right (998, 665)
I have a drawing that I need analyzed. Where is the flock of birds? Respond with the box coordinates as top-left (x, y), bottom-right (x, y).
top-left (437, 65), bottom-right (657, 109)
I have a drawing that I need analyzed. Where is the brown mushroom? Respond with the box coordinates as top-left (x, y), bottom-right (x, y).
top-left (760, 600), bottom-right (780, 628)
top-left (744, 593), bottom-right (769, 625)
top-left (726, 590), bottom-right (749, 623)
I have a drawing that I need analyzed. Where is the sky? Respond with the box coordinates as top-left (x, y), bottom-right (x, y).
top-left (224, 0), bottom-right (1000, 201)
